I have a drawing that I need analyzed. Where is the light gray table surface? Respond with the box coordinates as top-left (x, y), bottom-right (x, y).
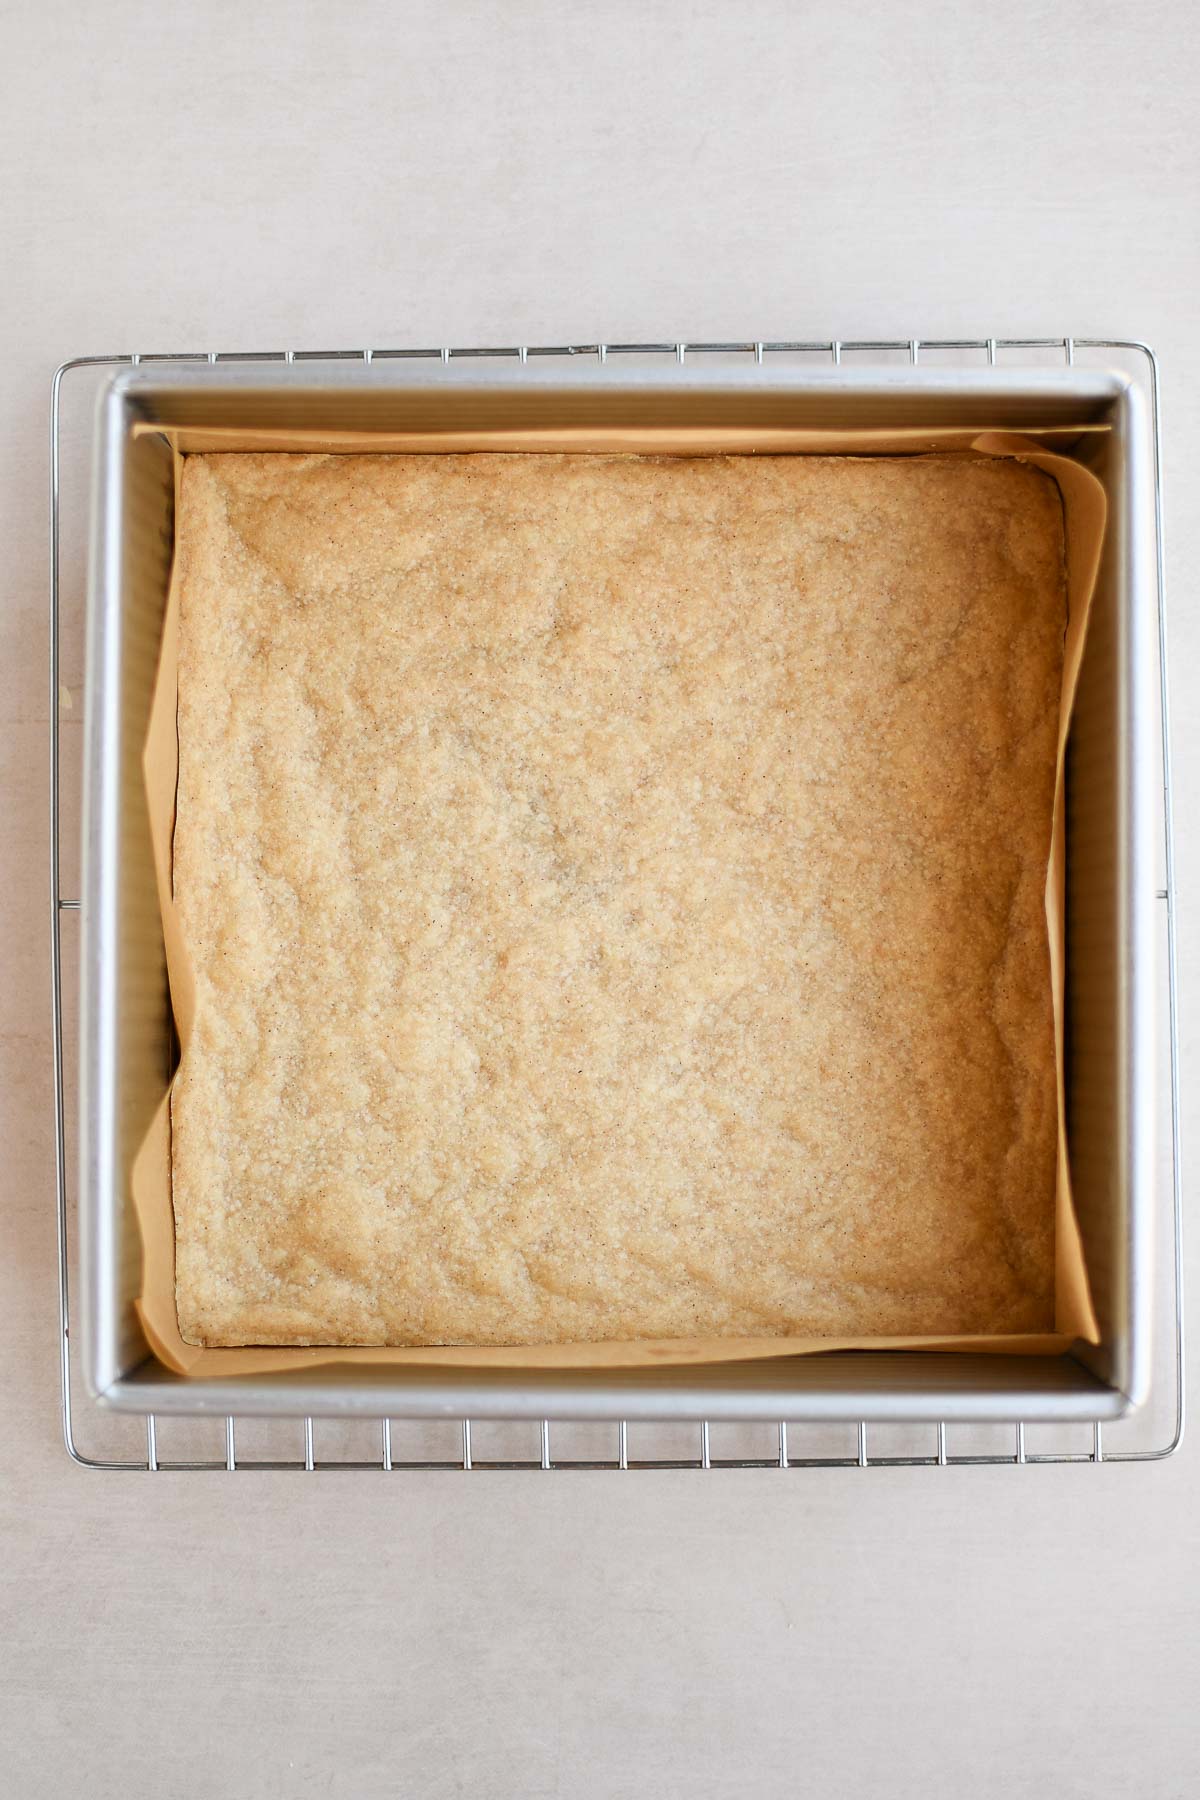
top-left (3, 4), bottom-right (1198, 1796)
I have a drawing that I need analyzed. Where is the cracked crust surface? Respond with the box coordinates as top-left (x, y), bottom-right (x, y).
top-left (171, 451), bottom-right (1064, 1346)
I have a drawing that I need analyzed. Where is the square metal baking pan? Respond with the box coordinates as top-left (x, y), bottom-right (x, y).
top-left (80, 354), bottom-right (1157, 1423)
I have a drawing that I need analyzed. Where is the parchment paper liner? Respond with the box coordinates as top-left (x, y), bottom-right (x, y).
top-left (130, 423), bottom-right (1104, 1374)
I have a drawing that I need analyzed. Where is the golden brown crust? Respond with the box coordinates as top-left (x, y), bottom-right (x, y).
top-left (172, 451), bottom-right (1064, 1346)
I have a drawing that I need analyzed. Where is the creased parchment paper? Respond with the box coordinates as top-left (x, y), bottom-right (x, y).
top-left (132, 425), bottom-right (1104, 1376)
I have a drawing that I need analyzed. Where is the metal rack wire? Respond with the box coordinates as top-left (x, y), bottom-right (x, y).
top-left (50, 337), bottom-right (1184, 1471)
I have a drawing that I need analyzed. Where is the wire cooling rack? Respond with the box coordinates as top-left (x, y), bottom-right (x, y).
top-left (50, 338), bottom-right (1184, 1471)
